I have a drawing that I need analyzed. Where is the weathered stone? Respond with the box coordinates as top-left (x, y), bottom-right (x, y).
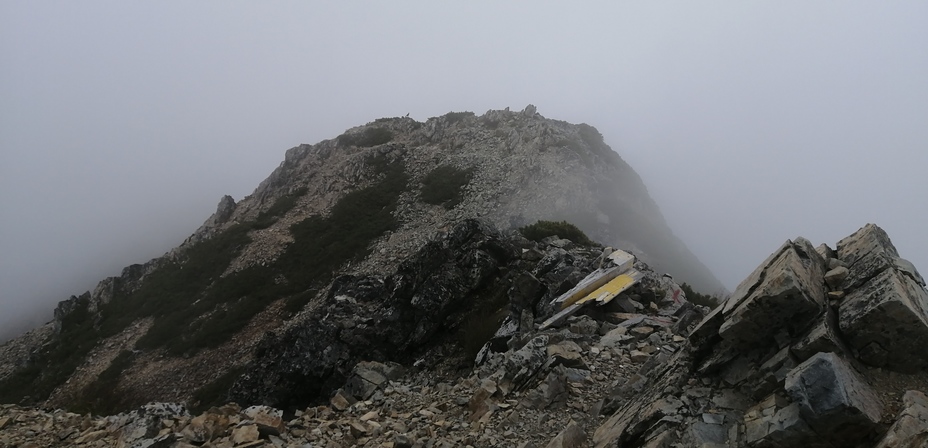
top-left (895, 257), bottom-right (926, 286)
top-left (468, 386), bottom-right (493, 421)
top-left (180, 412), bottom-right (229, 443)
top-left (546, 340), bottom-right (586, 369)
top-left (394, 434), bottom-right (414, 448)
top-left (711, 389), bottom-right (752, 411)
top-left (506, 335), bottom-right (549, 391)
top-left (745, 402), bottom-right (816, 447)
top-left (824, 266), bottom-right (849, 289)
top-left (874, 390), bottom-right (928, 448)
top-left (784, 352), bottom-right (883, 442)
top-left (344, 361), bottom-right (404, 400)
top-left (521, 366), bottom-right (568, 410)
top-left (838, 267), bottom-right (928, 371)
top-left (826, 290), bottom-right (845, 300)
top-left (791, 307), bottom-right (847, 362)
top-left (815, 243), bottom-right (835, 262)
top-left (567, 315), bottom-right (599, 335)
top-left (701, 413), bottom-right (724, 425)
top-left (744, 347), bottom-right (798, 398)
top-left (836, 223), bottom-right (900, 290)
top-left (718, 238), bottom-right (826, 349)
top-left (232, 423), bottom-right (260, 444)
top-left (683, 421), bottom-right (728, 447)
top-left (629, 350), bottom-right (650, 363)
top-left (599, 327), bottom-right (631, 348)
top-left (243, 405), bottom-right (285, 436)
top-left (330, 389), bottom-right (356, 411)
top-left (544, 419), bottom-right (585, 448)
top-left (630, 326), bottom-right (655, 339)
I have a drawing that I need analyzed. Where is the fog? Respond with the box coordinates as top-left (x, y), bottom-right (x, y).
top-left (2, 2), bottom-right (926, 341)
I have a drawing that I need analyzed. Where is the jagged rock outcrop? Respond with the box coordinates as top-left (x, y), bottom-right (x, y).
top-left (2, 224), bottom-right (925, 448)
top-left (592, 223), bottom-right (928, 447)
top-left (229, 219), bottom-right (523, 408)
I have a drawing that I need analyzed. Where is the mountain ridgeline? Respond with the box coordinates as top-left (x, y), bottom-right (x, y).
top-left (0, 105), bottom-right (724, 413)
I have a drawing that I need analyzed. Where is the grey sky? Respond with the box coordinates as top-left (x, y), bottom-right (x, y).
top-left (2, 2), bottom-right (926, 339)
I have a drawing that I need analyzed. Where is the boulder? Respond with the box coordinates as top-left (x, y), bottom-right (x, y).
top-left (521, 366), bottom-right (568, 410)
top-left (836, 223), bottom-right (900, 291)
top-left (544, 419), bottom-right (585, 448)
top-left (717, 238), bottom-right (826, 349)
top-left (784, 352), bottom-right (884, 443)
top-left (838, 267), bottom-right (928, 371)
top-left (242, 405), bottom-right (285, 436)
top-left (744, 400), bottom-right (815, 447)
top-left (546, 340), bottom-right (586, 369)
top-left (824, 266), bottom-right (849, 289)
top-left (343, 361), bottom-right (405, 400)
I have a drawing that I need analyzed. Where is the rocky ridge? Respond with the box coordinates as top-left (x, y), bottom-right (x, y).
top-left (2, 223), bottom-right (927, 447)
top-left (0, 106), bottom-right (726, 414)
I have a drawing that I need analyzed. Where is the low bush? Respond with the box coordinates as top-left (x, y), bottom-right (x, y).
top-left (73, 350), bottom-right (136, 415)
top-left (0, 157), bottom-right (411, 405)
top-left (0, 293), bottom-right (98, 405)
top-left (337, 127), bottom-right (393, 148)
top-left (679, 282), bottom-right (720, 309)
top-left (420, 165), bottom-right (474, 209)
top-left (252, 187), bottom-right (307, 230)
top-left (519, 220), bottom-right (594, 246)
top-left (189, 367), bottom-right (245, 414)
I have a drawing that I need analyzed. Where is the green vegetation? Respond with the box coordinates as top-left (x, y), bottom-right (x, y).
top-left (519, 220), bottom-right (594, 246)
top-left (252, 187), bottom-right (307, 230)
top-left (420, 165), bottom-right (474, 209)
top-left (577, 124), bottom-right (624, 167)
top-left (73, 350), bottom-right (136, 415)
top-left (0, 294), bottom-right (98, 405)
top-left (0, 156), bottom-right (410, 409)
top-left (679, 282), bottom-right (720, 308)
top-left (142, 155), bottom-right (409, 354)
top-left (189, 366), bottom-right (245, 414)
top-left (337, 127), bottom-right (393, 148)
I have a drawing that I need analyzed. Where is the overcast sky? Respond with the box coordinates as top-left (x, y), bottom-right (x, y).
top-left (2, 2), bottom-right (926, 340)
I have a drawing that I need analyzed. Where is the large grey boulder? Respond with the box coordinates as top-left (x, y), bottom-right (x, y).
top-left (784, 352), bottom-right (884, 443)
top-left (838, 267), bottom-right (928, 372)
top-left (836, 223), bottom-right (901, 290)
top-left (716, 238), bottom-right (826, 349)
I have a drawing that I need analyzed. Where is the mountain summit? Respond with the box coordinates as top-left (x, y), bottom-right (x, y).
top-left (1, 107), bottom-right (927, 447)
top-left (0, 105), bottom-right (721, 411)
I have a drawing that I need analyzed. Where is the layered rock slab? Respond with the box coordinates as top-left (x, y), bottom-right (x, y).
top-left (784, 352), bottom-right (884, 443)
top-left (717, 238), bottom-right (826, 348)
top-left (839, 267), bottom-right (928, 372)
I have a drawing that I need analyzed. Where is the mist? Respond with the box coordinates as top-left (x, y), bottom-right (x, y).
top-left (2, 2), bottom-right (926, 342)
